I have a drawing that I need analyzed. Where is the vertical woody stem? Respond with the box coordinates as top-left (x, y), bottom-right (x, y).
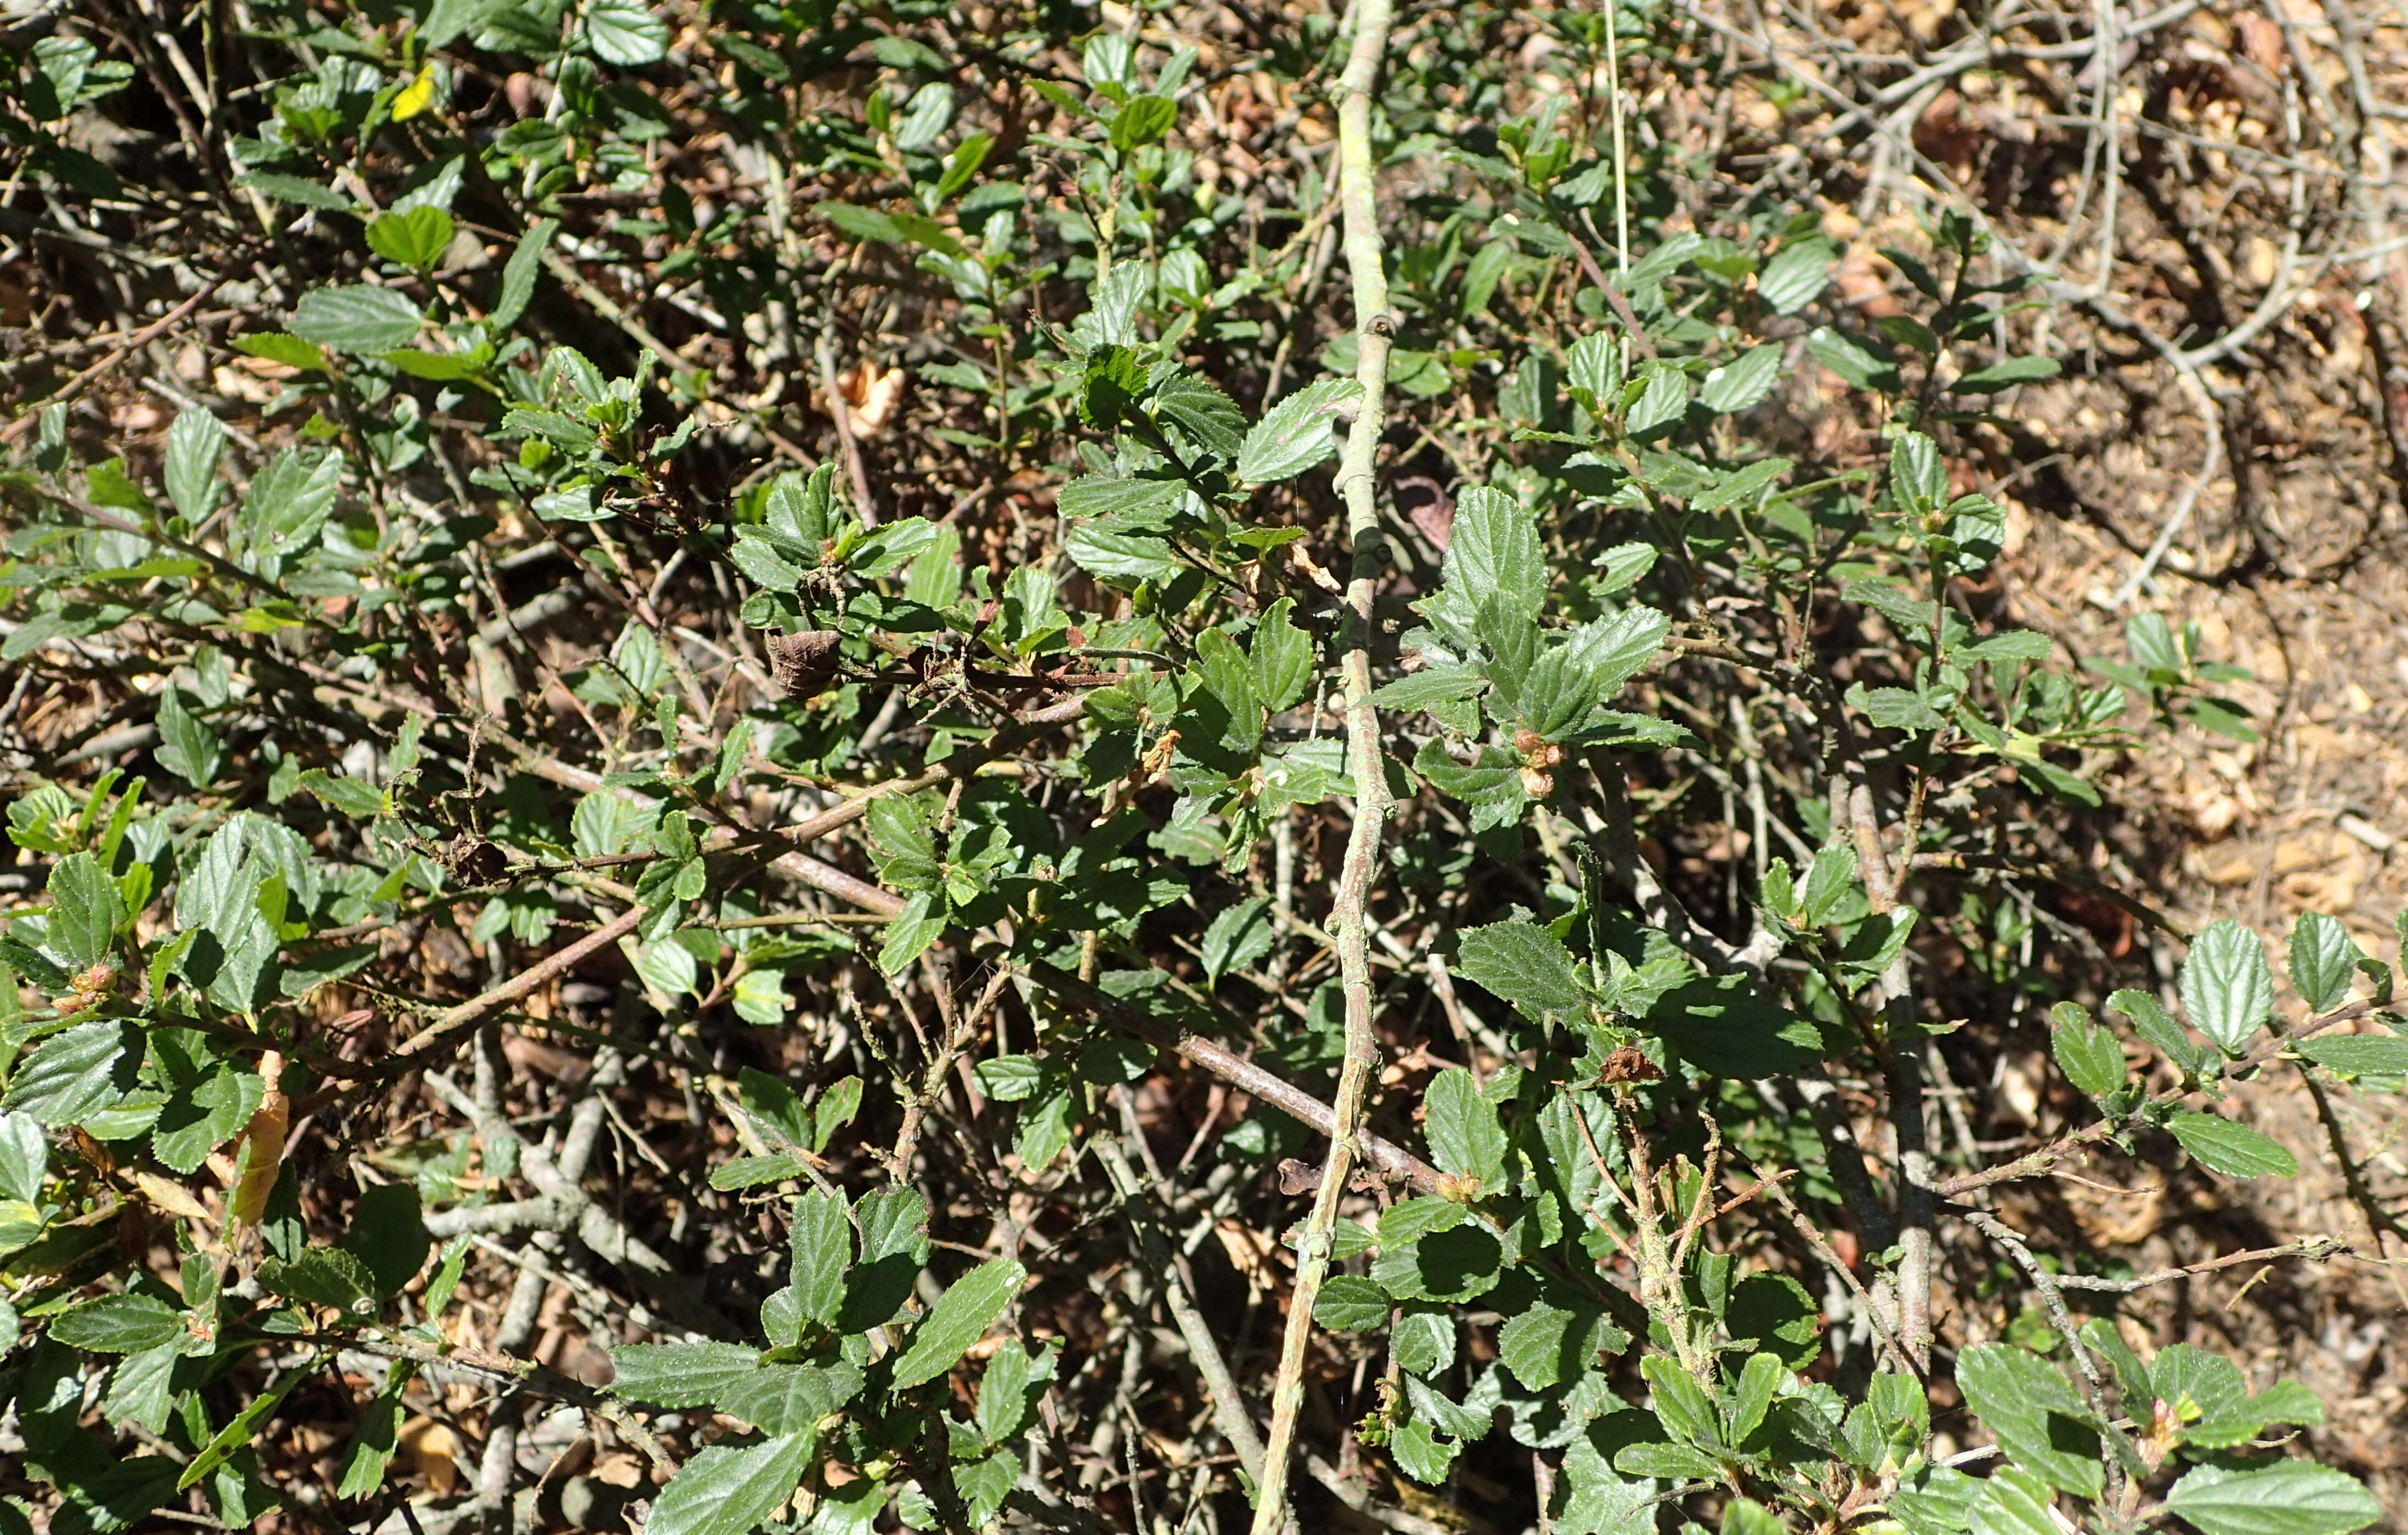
top-left (1248, 0), bottom-right (1396, 1528)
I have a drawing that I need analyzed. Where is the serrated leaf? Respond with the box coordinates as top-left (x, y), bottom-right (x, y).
top-left (1446, 486), bottom-right (1547, 621)
top-left (2049, 1003), bottom-right (2126, 1099)
top-left (1237, 378), bottom-right (1359, 484)
top-left (291, 285), bottom-right (423, 354)
top-left (491, 217), bottom-right (557, 329)
top-left (1568, 604), bottom-right (1671, 700)
top-left (788, 1190), bottom-right (849, 1328)
top-left (2182, 919), bottom-right (2274, 1055)
top-left (1641, 1355), bottom-right (1723, 1450)
top-left (1057, 474), bottom-right (1185, 526)
top-left (238, 447), bottom-right (343, 563)
top-left (2162, 1462), bottom-right (2380, 1535)
top-left (891, 1257), bottom-right (1023, 1389)
top-left (1313, 1274), bottom-right (1392, 1332)
top-left (1454, 920), bottom-right (1586, 1024)
top-left (1889, 432), bottom-right (1946, 515)
top-left (1497, 1301), bottom-right (1576, 1391)
top-left (2287, 912), bottom-right (2361, 1015)
top-left (1625, 361), bottom-right (1690, 439)
top-left (583, 0), bottom-right (669, 65)
top-left (1698, 344), bottom-right (1781, 414)
top-left (164, 407), bottom-right (225, 521)
top-left (1808, 326), bottom-right (1901, 391)
top-left (1424, 1067), bottom-right (1506, 1188)
top-left (2168, 1113), bottom-right (2297, 1179)
top-left (1955, 355), bottom-right (2061, 394)
top-left (1251, 597), bottom-right (1314, 712)
top-left (2109, 987), bottom-right (2208, 1074)
top-left (51, 1292), bottom-right (184, 1354)
top-left (1373, 662), bottom-right (1487, 710)
top-left (1759, 238), bottom-right (1835, 314)
top-left (4, 1019), bottom-right (138, 1125)
top-left (1109, 92), bottom-right (1178, 150)
top-left (46, 851), bottom-right (121, 969)
top-left (365, 206), bottom-right (454, 269)
top-left (1956, 1343), bottom-right (2102, 1498)
top-left (2296, 1032), bottom-right (2408, 1076)
top-left (1201, 896), bottom-right (1273, 983)
top-left (644, 1434), bottom-right (815, 1535)
top-left (1149, 370), bottom-right (1245, 461)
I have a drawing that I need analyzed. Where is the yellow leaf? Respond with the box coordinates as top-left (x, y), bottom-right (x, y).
top-left (393, 64), bottom-right (436, 123)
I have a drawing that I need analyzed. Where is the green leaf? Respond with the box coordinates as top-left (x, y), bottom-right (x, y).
top-left (337, 1367), bottom-right (412, 1498)
top-left (1727, 1271), bottom-right (1820, 1366)
top-left (1569, 604), bottom-right (1672, 701)
top-left (1968, 1467), bottom-right (2060, 1535)
top-left (491, 218), bottom-right (558, 330)
top-left (383, 348), bottom-right (486, 381)
top-left (1625, 361), bottom-right (1691, 440)
top-left (1454, 920), bottom-right (1586, 1024)
top-left (1497, 1301), bottom-right (1576, 1391)
top-left (2182, 919), bottom-right (2274, 1055)
top-left (878, 891), bottom-right (944, 976)
top-left (2048, 1003), bottom-right (2126, 1100)
top-left (1648, 976), bottom-right (1826, 1078)
top-left (1109, 92), bottom-right (1178, 150)
top-left (238, 447), bottom-right (343, 563)
top-left (2162, 1463), bottom-right (2380, 1535)
top-left (344, 1183), bottom-right (430, 1298)
top-left (1251, 597), bottom-right (1314, 712)
top-left (1373, 662), bottom-right (1486, 710)
top-left (1058, 474), bottom-right (1185, 526)
top-left (1955, 355), bottom-right (2061, 394)
top-left (2296, 1032), bottom-right (2408, 1077)
top-left (261, 1247), bottom-right (380, 1315)
top-left (290, 285), bottom-right (423, 354)
top-left (1237, 378), bottom-right (1360, 484)
top-left (1758, 238), bottom-right (1835, 314)
top-left (234, 332), bottom-right (327, 372)
top-left (47, 851), bottom-right (121, 969)
top-left (1313, 1275), bottom-right (1392, 1332)
top-left (155, 689), bottom-right (223, 787)
top-left (1446, 486), bottom-right (1547, 621)
top-left (1808, 326), bottom-right (1901, 391)
top-left (1065, 524), bottom-right (1185, 587)
top-left (2109, 987), bottom-right (2209, 1074)
top-left (644, 1434), bottom-right (815, 1535)
top-left (1956, 1343), bottom-right (2102, 1498)
top-left (1698, 344), bottom-right (1781, 414)
top-left (821, 201), bottom-right (965, 259)
top-left (150, 1067), bottom-right (264, 1175)
top-left (50, 1293), bottom-right (184, 1354)
top-left (4, 1019), bottom-right (138, 1125)
top-left (1150, 371), bottom-right (1247, 460)
top-left (1640, 1355), bottom-right (1724, 1450)
top-left (583, 0), bottom-right (669, 65)
top-left (2168, 1113), bottom-right (2297, 1179)
top-left (2286, 912), bottom-right (2361, 1015)
top-left (1423, 1067), bottom-right (1506, 1189)
top-left (0, 1112), bottom-right (44, 1204)
top-left (1201, 896), bottom-right (1274, 984)
top-left (1889, 432), bottom-right (1946, 515)
top-left (890, 1257), bottom-right (1024, 1389)
top-left (1193, 626), bottom-right (1263, 753)
top-left (365, 206), bottom-right (455, 269)
top-left (1724, 1351), bottom-right (1784, 1443)
top-left (164, 407), bottom-right (226, 521)
top-left (1392, 1310), bottom-right (1455, 1375)
top-left (788, 1190), bottom-right (849, 1328)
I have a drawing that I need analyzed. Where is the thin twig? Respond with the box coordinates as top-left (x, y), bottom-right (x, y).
top-left (1250, 5), bottom-right (1400, 1524)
